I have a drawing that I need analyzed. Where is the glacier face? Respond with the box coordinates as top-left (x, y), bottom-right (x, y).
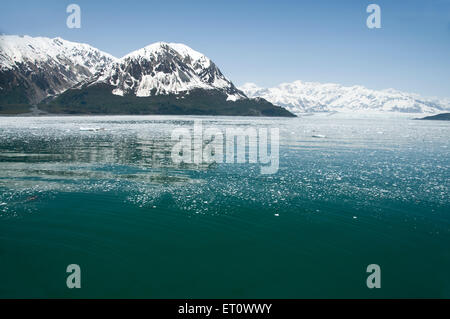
top-left (0, 35), bottom-right (117, 103)
top-left (240, 81), bottom-right (450, 114)
top-left (95, 42), bottom-right (245, 100)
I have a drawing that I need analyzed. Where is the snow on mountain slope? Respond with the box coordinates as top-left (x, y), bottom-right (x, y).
top-left (240, 81), bottom-right (450, 114)
top-left (95, 42), bottom-right (245, 100)
top-left (0, 35), bottom-right (117, 73)
top-left (0, 35), bottom-right (116, 103)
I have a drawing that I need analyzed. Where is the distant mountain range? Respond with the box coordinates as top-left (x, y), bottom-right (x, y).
top-left (240, 81), bottom-right (450, 114)
top-left (0, 35), bottom-right (292, 116)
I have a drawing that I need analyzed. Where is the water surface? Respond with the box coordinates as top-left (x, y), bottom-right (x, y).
top-left (0, 114), bottom-right (449, 298)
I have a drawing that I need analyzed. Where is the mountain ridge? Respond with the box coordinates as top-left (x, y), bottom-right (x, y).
top-left (240, 81), bottom-right (450, 114)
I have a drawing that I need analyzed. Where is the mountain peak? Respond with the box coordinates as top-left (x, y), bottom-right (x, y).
top-left (123, 42), bottom-right (208, 66)
top-left (100, 41), bottom-right (244, 99)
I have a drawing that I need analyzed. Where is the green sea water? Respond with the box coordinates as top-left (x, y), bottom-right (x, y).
top-left (0, 114), bottom-right (449, 298)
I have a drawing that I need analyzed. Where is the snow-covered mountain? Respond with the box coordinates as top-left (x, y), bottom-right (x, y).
top-left (240, 81), bottom-right (450, 114)
top-left (0, 35), bottom-right (116, 104)
top-left (0, 35), bottom-right (291, 116)
top-left (94, 42), bottom-right (245, 101)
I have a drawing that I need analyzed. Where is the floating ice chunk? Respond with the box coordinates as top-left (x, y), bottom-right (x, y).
top-left (79, 127), bottom-right (105, 132)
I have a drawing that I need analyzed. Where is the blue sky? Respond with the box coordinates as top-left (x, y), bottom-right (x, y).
top-left (1, 0), bottom-right (449, 98)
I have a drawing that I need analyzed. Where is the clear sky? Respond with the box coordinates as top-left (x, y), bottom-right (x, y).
top-left (1, 0), bottom-right (449, 98)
